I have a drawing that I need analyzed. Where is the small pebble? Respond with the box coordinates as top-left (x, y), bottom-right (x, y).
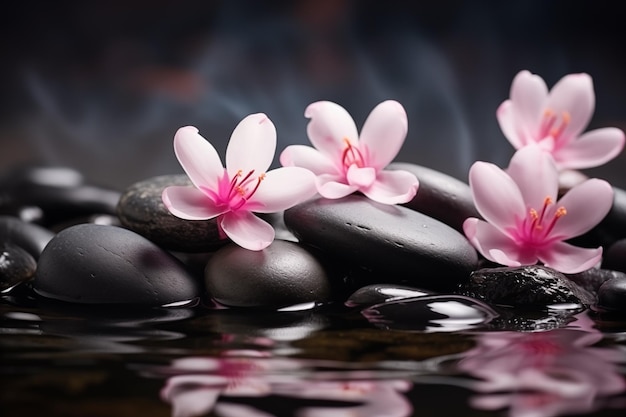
top-left (345, 284), bottom-right (434, 307)
top-left (0, 243), bottom-right (37, 292)
top-left (596, 272), bottom-right (626, 314)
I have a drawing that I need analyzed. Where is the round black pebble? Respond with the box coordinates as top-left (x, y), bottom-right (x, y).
top-left (0, 215), bottom-right (55, 258)
top-left (596, 272), bottom-right (626, 313)
top-left (603, 239), bottom-right (626, 274)
top-left (205, 240), bottom-right (333, 309)
top-left (117, 175), bottom-right (226, 252)
top-left (345, 284), bottom-right (434, 307)
top-left (34, 224), bottom-right (201, 305)
top-left (0, 243), bottom-right (37, 291)
top-left (284, 195), bottom-right (478, 292)
top-left (388, 162), bottom-right (480, 232)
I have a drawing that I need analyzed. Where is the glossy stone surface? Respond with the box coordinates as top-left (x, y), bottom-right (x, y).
top-left (345, 284), bottom-right (434, 307)
top-left (0, 215), bottom-right (55, 258)
top-left (361, 295), bottom-right (498, 332)
top-left (459, 265), bottom-right (595, 307)
top-left (0, 243), bottom-right (37, 291)
top-left (603, 238), bottom-right (626, 274)
top-left (596, 272), bottom-right (626, 313)
top-left (205, 240), bottom-right (333, 309)
top-left (284, 195), bottom-right (478, 292)
top-left (566, 268), bottom-right (623, 295)
top-left (388, 162), bottom-right (479, 232)
top-left (117, 175), bottom-right (227, 252)
top-left (34, 224), bottom-right (201, 305)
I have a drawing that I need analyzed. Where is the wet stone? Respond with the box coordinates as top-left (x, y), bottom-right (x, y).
top-left (205, 240), bottom-right (333, 309)
top-left (0, 215), bottom-right (55, 258)
top-left (388, 162), bottom-right (479, 233)
top-left (0, 243), bottom-right (37, 291)
top-left (603, 238), bottom-right (626, 274)
top-left (117, 175), bottom-right (227, 252)
top-left (345, 284), bottom-right (434, 307)
top-left (284, 195), bottom-right (478, 292)
top-left (566, 268), bottom-right (623, 295)
top-left (361, 295), bottom-right (498, 332)
top-left (33, 224), bottom-right (201, 305)
top-left (459, 265), bottom-right (595, 307)
top-left (595, 272), bottom-right (626, 314)
top-left (575, 186), bottom-right (626, 248)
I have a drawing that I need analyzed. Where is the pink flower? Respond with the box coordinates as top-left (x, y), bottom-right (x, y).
top-left (463, 145), bottom-right (613, 274)
top-left (280, 100), bottom-right (419, 204)
top-left (497, 70), bottom-right (625, 170)
top-left (162, 114), bottom-right (316, 251)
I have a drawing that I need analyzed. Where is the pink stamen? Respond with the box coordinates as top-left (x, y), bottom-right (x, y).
top-left (539, 109), bottom-right (571, 142)
top-left (341, 137), bottom-right (365, 170)
top-left (525, 196), bottom-right (567, 241)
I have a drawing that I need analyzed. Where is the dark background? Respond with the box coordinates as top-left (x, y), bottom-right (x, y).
top-left (1, 0), bottom-right (624, 189)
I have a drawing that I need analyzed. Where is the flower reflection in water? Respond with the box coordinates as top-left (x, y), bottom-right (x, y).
top-left (458, 313), bottom-right (626, 417)
top-left (159, 353), bottom-right (412, 417)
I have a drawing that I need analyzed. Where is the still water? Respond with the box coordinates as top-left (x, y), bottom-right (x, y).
top-left (2, 286), bottom-right (626, 417)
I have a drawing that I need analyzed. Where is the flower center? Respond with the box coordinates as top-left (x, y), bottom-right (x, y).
top-left (519, 196), bottom-right (567, 244)
top-left (341, 137), bottom-right (365, 171)
top-left (224, 169), bottom-right (265, 211)
top-left (538, 108), bottom-right (571, 145)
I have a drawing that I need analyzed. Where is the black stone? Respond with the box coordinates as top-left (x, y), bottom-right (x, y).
top-left (596, 272), bottom-right (626, 313)
top-left (33, 224), bottom-right (201, 305)
top-left (566, 268), bottom-right (623, 295)
top-left (284, 195), bottom-right (478, 292)
top-left (0, 166), bottom-right (120, 225)
top-left (388, 162), bottom-right (479, 233)
top-left (572, 186), bottom-right (626, 248)
top-left (361, 295), bottom-right (498, 332)
top-left (458, 265), bottom-right (595, 307)
top-left (117, 175), bottom-right (227, 252)
top-left (603, 239), bottom-right (626, 274)
top-left (345, 284), bottom-right (434, 307)
top-left (0, 243), bottom-right (37, 291)
top-left (204, 240), bottom-right (333, 309)
top-left (0, 215), bottom-right (55, 258)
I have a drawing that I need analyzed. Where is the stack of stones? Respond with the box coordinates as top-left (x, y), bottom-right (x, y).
top-left (2, 163), bottom-right (626, 329)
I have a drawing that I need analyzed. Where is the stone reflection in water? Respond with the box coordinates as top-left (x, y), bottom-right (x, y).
top-left (458, 313), bottom-right (626, 417)
top-left (159, 354), bottom-right (412, 417)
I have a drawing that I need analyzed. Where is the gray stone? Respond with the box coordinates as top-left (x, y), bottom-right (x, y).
top-left (284, 195), bottom-right (478, 292)
top-left (117, 175), bottom-right (227, 252)
top-left (459, 265), bottom-right (595, 307)
top-left (388, 162), bottom-right (479, 233)
top-left (34, 224), bottom-right (202, 305)
top-left (0, 243), bottom-right (37, 291)
top-left (205, 239), bottom-right (333, 309)
top-left (603, 238), bottom-right (626, 274)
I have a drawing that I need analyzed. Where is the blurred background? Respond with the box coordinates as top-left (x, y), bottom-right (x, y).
top-left (1, 0), bottom-right (624, 190)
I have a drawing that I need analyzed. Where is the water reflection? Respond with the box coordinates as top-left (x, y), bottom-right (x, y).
top-left (158, 354), bottom-right (412, 417)
top-left (459, 313), bottom-right (626, 417)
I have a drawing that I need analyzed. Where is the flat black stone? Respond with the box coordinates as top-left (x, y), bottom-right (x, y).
top-left (284, 195), bottom-right (478, 292)
top-left (596, 272), bottom-right (626, 313)
top-left (205, 240), bottom-right (333, 309)
top-left (459, 265), bottom-right (595, 307)
top-left (33, 224), bottom-right (202, 305)
top-left (566, 268), bottom-right (623, 295)
top-left (388, 162), bottom-right (479, 233)
top-left (345, 284), bottom-right (434, 307)
top-left (0, 243), bottom-right (37, 291)
top-left (0, 215), bottom-right (55, 258)
top-left (117, 175), bottom-right (227, 252)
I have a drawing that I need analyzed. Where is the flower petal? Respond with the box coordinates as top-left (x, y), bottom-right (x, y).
top-left (162, 186), bottom-right (227, 220)
top-left (279, 145), bottom-right (338, 175)
top-left (463, 218), bottom-right (538, 267)
top-left (496, 101), bottom-right (525, 149)
top-left (469, 161), bottom-right (526, 232)
top-left (553, 127), bottom-right (625, 170)
top-left (550, 178), bottom-right (613, 239)
top-left (220, 211), bottom-right (275, 251)
top-left (546, 73), bottom-right (595, 142)
top-left (346, 165), bottom-right (376, 188)
top-left (538, 241), bottom-right (602, 274)
top-left (506, 145), bottom-right (558, 210)
top-left (361, 169), bottom-right (419, 205)
top-left (316, 175), bottom-right (359, 199)
top-left (305, 101), bottom-right (359, 160)
top-left (174, 126), bottom-right (224, 190)
top-left (249, 167), bottom-right (317, 213)
top-left (226, 113), bottom-right (276, 175)
top-left (509, 70), bottom-right (548, 135)
top-left (358, 100), bottom-right (408, 169)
